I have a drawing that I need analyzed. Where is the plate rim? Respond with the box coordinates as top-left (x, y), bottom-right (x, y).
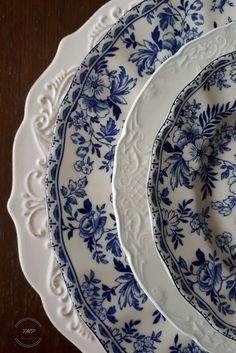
top-left (148, 50), bottom-right (236, 336)
top-left (7, 0), bottom-right (137, 351)
top-left (113, 22), bottom-right (236, 353)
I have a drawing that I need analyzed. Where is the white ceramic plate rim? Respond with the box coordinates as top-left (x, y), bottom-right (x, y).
top-left (7, 1), bottom-right (137, 351)
top-left (113, 22), bottom-right (236, 353)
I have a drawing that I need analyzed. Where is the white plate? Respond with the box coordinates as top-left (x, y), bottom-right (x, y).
top-left (7, 1), bottom-right (138, 351)
top-left (113, 23), bottom-right (236, 353)
top-left (148, 46), bottom-right (236, 337)
top-left (46, 0), bottom-right (236, 352)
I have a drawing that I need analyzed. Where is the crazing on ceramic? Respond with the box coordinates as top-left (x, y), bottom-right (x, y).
top-left (46, 0), bottom-right (236, 352)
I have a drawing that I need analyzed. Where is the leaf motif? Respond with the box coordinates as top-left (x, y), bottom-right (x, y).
top-left (195, 248), bottom-right (205, 264)
top-left (84, 199), bottom-right (92, 213)
top-left (61, 186), bottom-right (67, 197)
top-left (114, 258), bottom-right (131, 273)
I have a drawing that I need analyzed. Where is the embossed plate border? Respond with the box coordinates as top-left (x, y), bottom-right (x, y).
top-left (7, 1), bottom-right (137, 351)
top-left (113, 23), bottom-right (236, 353)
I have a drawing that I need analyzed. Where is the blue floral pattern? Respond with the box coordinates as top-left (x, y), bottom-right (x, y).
top-left (211, 0), bottom-right (234, 13)
top-left (169, 335), bottom-right (207, 353)
top-left (122, 0), bottom-right (204, 76)
top-left (148, 52), bottom-right (236, 339)
top-left (69, 65), bottom-right (136, 175)
top-left (46, 0), bottom-right (236, 351)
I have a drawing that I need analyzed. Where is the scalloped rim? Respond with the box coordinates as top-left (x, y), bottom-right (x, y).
top-left (7, 1), bottom-right (135, 352)
top-left (44, 1), bottom-right (179, 353)
top-left (148, 51), bottom-right (236, 338)
top-left (113, 23), bottom-right (236, 353)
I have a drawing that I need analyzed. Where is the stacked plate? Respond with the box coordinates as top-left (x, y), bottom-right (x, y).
top-left (8, 1), bottom-right (236, 352)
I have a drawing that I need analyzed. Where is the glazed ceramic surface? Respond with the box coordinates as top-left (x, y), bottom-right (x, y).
top-left (7, 1), bottom-right (138, 351)
top-left (113, 23), bottom-right (236, 353)
top-left (46, 0), bottom-right (236, 352)
top-left (148, 51), bottom-right (236, 336)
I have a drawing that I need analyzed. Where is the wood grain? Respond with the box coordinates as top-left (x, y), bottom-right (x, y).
top-left (0, 1), bottom-right (108, 351)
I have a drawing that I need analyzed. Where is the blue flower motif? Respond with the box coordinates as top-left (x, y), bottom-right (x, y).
top-left (94, 305), bottom-right (107, 321)
top-left (134, 337), bottom-right (155, 353)
top-left (222, 125), bottom-right (236, 141)
top-left (69, 66), bottom-right (136, 176)
top-left (161, 33), bottom-right (182, 53)
top-left (190, 215), bottom-right (204, 235)
top-left (197, 260), bottom-right (222, 294)
top-left (79, 211), bottom-right (106, 240)
top-left (78, 96), bottom-right (109, 118)
top-left (74, 158), bottom-right (93, 175)
top-left (179, 248), bottom-right (235, 314)
top-left (49, 0), bottom-right (236, 348)
top-left (179, 99), bottom-right (202, 124)
top-left (81, 162), bottom-right (93, 175)
top-left (204, 68), bottom-right (231, 90)
top-left (173, 125), bottom-right (201, 148)
top-left (185, 27), bottom-right (201, 41)
top-left (133, 332), bottom-right (161, 353)
top-left (81, 282), bottom-right (96, 297)
top-left (182, 138), bottom-right (213, 171)
top-left (211, 0), bottom-right (234, 13)
top-left (188, 207), bottom-right (212, 242)
top-left (70, 109), bottom-right (88, 130)
top-left (162, 209), bottom-right (179, 235)
top-left (133, 339), bottom-right (145, 352)
top-left (216, 232), bottom-right (232, 252)
top-left (84, 70), bottom-right (111, 100)
top-left (127, 1), bottom-right (204, 77)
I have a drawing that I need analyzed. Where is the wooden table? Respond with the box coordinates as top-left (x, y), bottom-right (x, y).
top-left (1, 1), bottom-right (108, 351)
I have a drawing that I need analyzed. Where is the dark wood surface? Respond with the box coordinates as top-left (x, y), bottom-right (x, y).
top-left (1, 1), bottom-right (108, 351)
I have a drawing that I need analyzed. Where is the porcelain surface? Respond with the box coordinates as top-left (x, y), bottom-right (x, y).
top-left (46, 0), bottom-right (236, 352)
top-left (7, 1), bottom-right (138, 351)
top-left (113, 23), bottom-right (236, 353)
top-left (148, 50), bottom-right (236, 339)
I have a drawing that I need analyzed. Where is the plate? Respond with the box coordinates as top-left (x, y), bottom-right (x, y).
top-left (7, 0), bottom-right (138, 351)
top-left (113, 23), bottom-right (236, 353)
top-left (46, 0), bottom-right (234, 352)
top-left (148, 39), bottom-right (236, 338)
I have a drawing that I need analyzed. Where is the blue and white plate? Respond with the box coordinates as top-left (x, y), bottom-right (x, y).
top-left (113, 22), bottom-right (236, 353)
top-left (148, 50), bottom-right (236, 338)
top-left (46, 1), bottom-right (235, 352)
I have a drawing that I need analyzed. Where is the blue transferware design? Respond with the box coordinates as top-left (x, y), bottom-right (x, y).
top-left (148, 51), bottom-right (236, 340)
top-left (211, 0), bottom-right (234, 13)
top-left (124, 0), bottom-right (204, 76)
top-left (46, 0), bottom-right (234, 351)
top-left (169, 335), bottom-right (208, 353)
top-left (69, 66), bottom-right (136, 175)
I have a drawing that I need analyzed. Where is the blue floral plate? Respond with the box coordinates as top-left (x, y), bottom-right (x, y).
top-left (46, 0), bottom-right (235, 352)
top-left (148, 49), bottom-right (236, 339)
